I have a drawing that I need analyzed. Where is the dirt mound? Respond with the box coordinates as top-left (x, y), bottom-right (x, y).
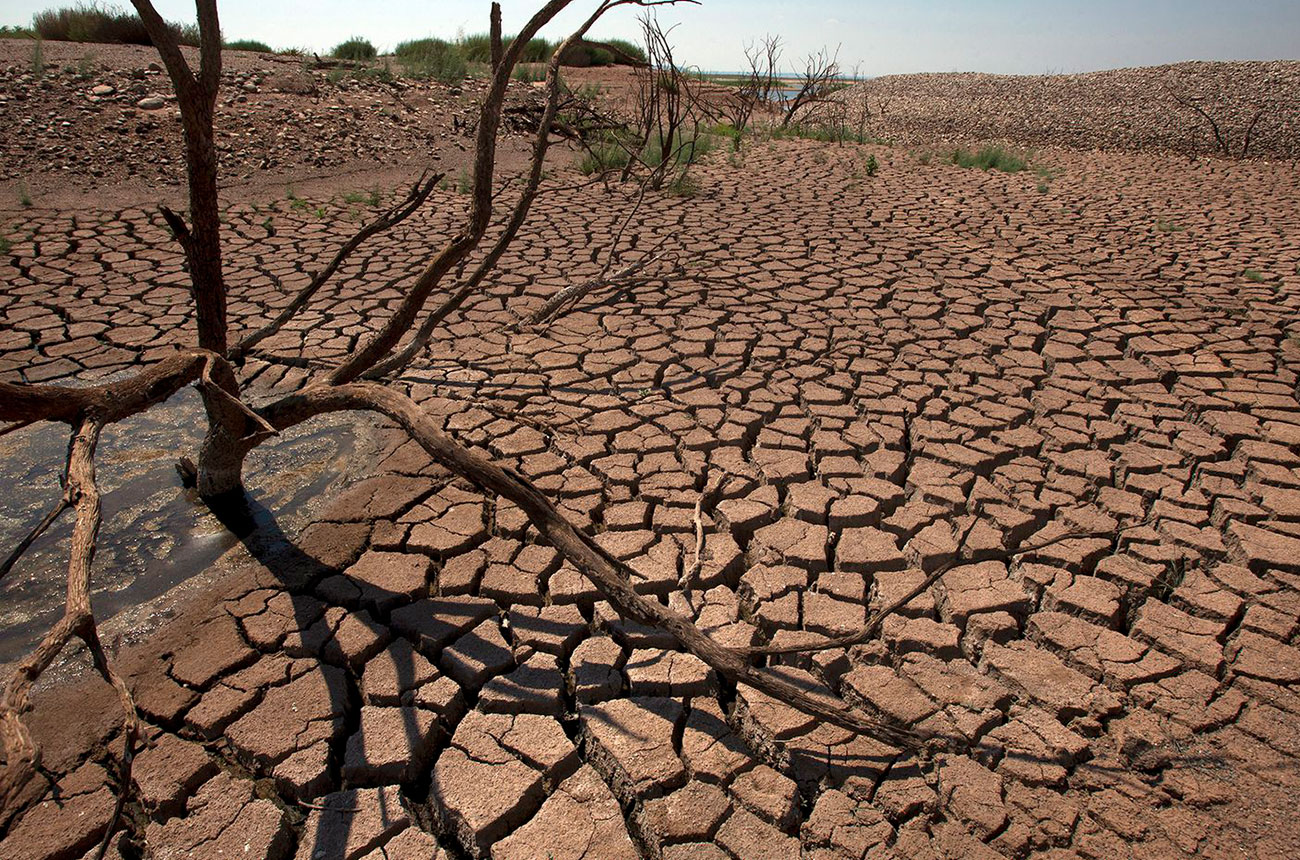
top-left (847, 60), bottom-right (1300, 159)
top-left (0, 38), bottom-right (545, 192)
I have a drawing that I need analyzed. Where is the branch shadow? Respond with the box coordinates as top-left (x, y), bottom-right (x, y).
top-left (210, 491), bottom-right (444, 860)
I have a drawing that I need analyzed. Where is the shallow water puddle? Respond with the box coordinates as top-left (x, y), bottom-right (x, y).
top-left (0, 385), bottom-right (374, 664)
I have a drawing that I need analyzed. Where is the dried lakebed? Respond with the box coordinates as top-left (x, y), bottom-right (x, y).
top-left (0, 135), bottom-right (1298, 859)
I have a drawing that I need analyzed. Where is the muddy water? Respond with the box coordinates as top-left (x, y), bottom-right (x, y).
top-left (0, 386), bottom-right (378, 665)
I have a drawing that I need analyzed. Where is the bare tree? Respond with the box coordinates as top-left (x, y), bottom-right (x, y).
top-left (616, 13), bottom-right (708, 190)
top-left (1, 0), bottom-right (933, 819)
top-left (1166, 86), bottom-right (1269, 159)
top-left (780, 44), bottom-right (841, 129)
top-left (719, 34), bottom-right (781, 138)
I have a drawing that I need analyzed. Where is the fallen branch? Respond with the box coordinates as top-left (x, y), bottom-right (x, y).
top-left (0, 418), bottom-right (140, 816)
top-left (260, 382), bottom-right (923, 749)
top-left (679, 496), bottom-right (705, 589)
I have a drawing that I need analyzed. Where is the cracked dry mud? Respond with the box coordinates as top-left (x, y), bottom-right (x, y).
top-left (3, 81), bottom-right (1300, 860)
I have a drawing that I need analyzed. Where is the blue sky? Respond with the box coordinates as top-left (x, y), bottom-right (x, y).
top-left (2, 0), bottom-right (1297, 75)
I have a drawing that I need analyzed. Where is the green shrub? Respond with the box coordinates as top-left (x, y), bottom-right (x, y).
top-left (33, 2), bottom-right (199, 46)
top-left (332, 37), bottom-right (376, 61)
top-left (395, 37), bottom-right (467, 83)
top-left (1243, 268), bottom-right (1265, 282)
top-left (513, 63), bottom-right (545, 83)
top-left (0, 24), bottom-right (36, 38)
top-left (225, 38), bottom-right (272, 52)
top-left (457, 32), bottom-right (493, 63)
top-left (587, 46), bottom-right (614, 66)
top-left (602, 37), bottom-right (646, 63)
top-left (516, 36), bottom-right (552, 63)
top-left (458, 32), bottom-right (552, 63)
top-left (948, 144), bottom-right (1027, 172)
top-left (865, 154), bottom-right (879, 176)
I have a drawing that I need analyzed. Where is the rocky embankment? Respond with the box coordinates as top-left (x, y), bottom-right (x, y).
top-left (845, 60), bottom-right (1300, 159)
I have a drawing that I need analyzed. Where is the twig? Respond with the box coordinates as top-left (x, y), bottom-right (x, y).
top-left (679, 497), bottom-right (705, 589)
top-left (231, 170), bottom-right (442, 363)
top-left (298, 799), bottom-right (361, 812)
top-left (0, 497), bottom-right (71, 583)
top-left (199, 356), bottom-right (278, 440)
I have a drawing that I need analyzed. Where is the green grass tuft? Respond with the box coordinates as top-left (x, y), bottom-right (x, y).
top-left (1243, 268), bottom-right (1265, 282)
top-left (394, 37), bottom-right (467, 83)
top-left (948, 145), bottom-right (1028, 172)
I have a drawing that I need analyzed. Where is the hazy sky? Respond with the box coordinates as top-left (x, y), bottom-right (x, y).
top-left (2, 0), bottom-right (1297, 75)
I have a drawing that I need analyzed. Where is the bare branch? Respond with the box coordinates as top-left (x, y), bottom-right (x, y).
top-left (324, 0), bottom-right (579, 385)
top-left (679, 497), bottom-right (705, 589)
top-left (781, 45), bottom-right (841, 128)
top-left (257, 382), bottom-right (922, 749)
top-left (130, 0), bottom-right (227, 353)
top-left (362, 1), bottom-right (630, 380)
top-left (230, 171), bottom-right (442, 363)
top-left (0, 350), bottom-right (215, 425)
top-left (520, 242), bottom-right (676, 328)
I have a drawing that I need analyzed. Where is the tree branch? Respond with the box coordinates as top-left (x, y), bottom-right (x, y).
top-left (229, 171), bottom-right (442, 363)
top-left (258, 382), bottom-right (922, 749)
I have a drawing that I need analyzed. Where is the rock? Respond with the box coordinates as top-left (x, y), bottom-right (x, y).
top-left (342, 550), bottom-right (433, 612)
top-left (91, 84), bottom-right (114, 96)
top-left (274, 741), bottom-right (333, 800)
top-left (938, 755), bottom-right (1006, 839)
top-left (358, 827), bottom-right (448, 859)
top-left (132, 734), bottom-right (219, 820)
top-left (715, 806), bottom-right (800, 857)
top-left (430, 711), bottom-right (579, 858)
top-left (170, 613), bottom-right (256, 687)
top-left (479, 652), bottom-right (565, 715)
top-left (361, 637), bottom-right (441, 705)
top-left (137, 95), bottom-right (166, 110)
top-left (570, 635), bottom-right (624, 703)
top-left (580, 697), bottom-right (687, 803)
top-left (625, 648), bottom-right (716, 697)
top-left (389, 596), bottom-right (497, 657)
top-left (227, 661), bottom-right (349, 770)
top-left (729, 764), bottom-right (801, 831)
top-left (802, 789), bottom-right (895, 858)
top-left (1, 762), bottom-right (115, 860)
top-left (440, 618), bottom-right (516, 687)
top-left (638, 781), bottom-right (733, 852)
top-left (982, 640), bottom-right (1122, 720)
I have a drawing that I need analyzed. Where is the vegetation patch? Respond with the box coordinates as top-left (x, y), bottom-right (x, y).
top-left (394, 38), bottom-right (468, 83)
top-left (331, 37), bottom-right (376, 61)
top-left (224, 38), bottom-right (272, 53)
top-left (32, 2), bottom-right (198, 46)
top-left (948, 144), bottom-right (1028, 172)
